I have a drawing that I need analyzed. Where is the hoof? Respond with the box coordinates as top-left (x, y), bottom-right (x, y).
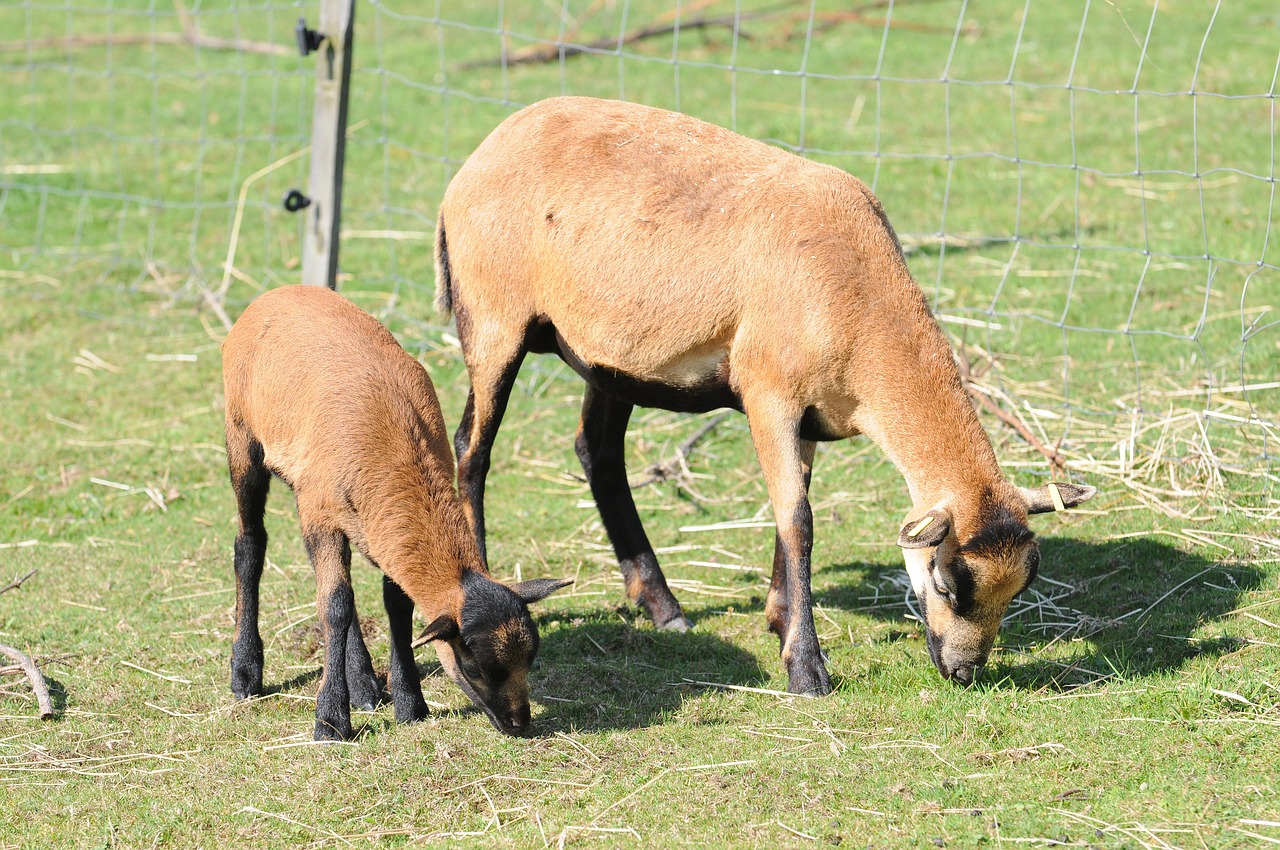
top-left (658, 614), bottom-right (694, 632)
top-left (348, 678), bottom-right (385, 712)
top-left (314, 719), bottom-right (355, 741)
top-left (231, 680), bottom-right (264, 702)
top-left (346, 662), bottom-right (385, 711)
top-left (786, 662), bottom-right (832, 697)
top-left (394, 698), bottom-right (429, 725)
top-left (637, 588), bottom-right (691, 633)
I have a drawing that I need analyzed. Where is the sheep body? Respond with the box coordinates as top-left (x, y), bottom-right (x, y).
top-left (223, 285), bottom-right (566, 739)
top-left (436, 97), bottom-right (1093, 691)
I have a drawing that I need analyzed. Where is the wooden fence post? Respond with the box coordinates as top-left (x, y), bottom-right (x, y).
top-left (296, 0), bottom-right (355, 288)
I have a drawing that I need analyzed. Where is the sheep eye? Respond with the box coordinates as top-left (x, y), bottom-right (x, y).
top-left (931, 569), bottom-right (953, 601)
top-left (459, 657), bottom-right (483, 681)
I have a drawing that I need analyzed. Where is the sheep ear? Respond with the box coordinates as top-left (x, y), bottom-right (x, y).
top-left (898, 509), bottom-right (951, 549)
top-left (1020, 483), bottom-right (1097, 515)
top-left (419, 614), bottom-right (459, 643)
top-left (510, 577), bottom-right (574, 604)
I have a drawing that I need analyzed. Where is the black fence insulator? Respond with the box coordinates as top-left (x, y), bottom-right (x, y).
top-left (283, 189), bottom-right (312, 213)
top-left (295, 18), bottom-right (324, 56)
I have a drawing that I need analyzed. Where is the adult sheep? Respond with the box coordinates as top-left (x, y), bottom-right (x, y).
top-left (434, 96), bottom-right (1094, 694)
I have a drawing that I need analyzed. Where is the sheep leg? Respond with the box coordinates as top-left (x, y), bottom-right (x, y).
top-left (576, 385), bottom-right (692, 631)
top-left (344, 612), bottom-right (383, 712)
top-left (228, 430), bottom-right (270, 700)
top-left (744, 398), bottom-right (830, 696)
top-left (764, 439), bottom-right (816, 643)
top-left (383, 574), bottom-right (429, 723)
top-left (305, 527), bottom-right (357, 741)
top-left (455, 350), bottom-right (527, 565)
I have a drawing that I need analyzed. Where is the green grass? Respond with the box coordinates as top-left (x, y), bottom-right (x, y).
top-left (2, 2), bottom-right (1279, 848)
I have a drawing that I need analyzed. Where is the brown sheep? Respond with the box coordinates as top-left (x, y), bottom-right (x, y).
top-left (434, 96), bottom-right (1094, 693)
top-left (222, 285), bottom-right (569, 739)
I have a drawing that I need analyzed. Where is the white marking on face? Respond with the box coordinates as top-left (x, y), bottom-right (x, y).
top-left (902, 548), bottom-right (931, 600)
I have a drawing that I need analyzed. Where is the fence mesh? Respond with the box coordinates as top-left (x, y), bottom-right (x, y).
top-left (2, 0), bottom-right (1276, 510)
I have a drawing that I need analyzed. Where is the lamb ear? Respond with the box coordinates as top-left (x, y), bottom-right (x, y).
top-left (898, 509), bottom-right (951, 549)
top-left (1020, 482), bottom-right (1097, 515)
top-left (510, 577), bottom-right (574, 604)
top-left (419, 614), bottom-right (459, 643)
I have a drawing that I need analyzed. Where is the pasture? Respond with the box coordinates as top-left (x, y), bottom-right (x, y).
top-left (2, 2), bottom-right (1278, 847)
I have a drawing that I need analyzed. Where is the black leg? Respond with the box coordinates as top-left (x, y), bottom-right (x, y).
top-left (306, 529), bottom-right (357, 741)
top-left (383, 575), bottom-right (428, 723)
top-left (576, 385), bottom-right (691, 631)
top-left (745, 400), bottom-right (830, 696)
top-left (773, 498), bottom-right (828, 695)
top-left (455, 352), bottom-right (526, 566)
top-left (764, 440), bottom-right (814, 646)
top-left (765, 530), bottom-right (789, 641)
top-left (228, 432), bottom-right (269, 700)
top-left (344, 606), bottom-right (383, 712)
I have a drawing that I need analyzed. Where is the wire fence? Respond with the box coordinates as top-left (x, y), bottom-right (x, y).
top-left (1, 0), bottom-right (1276, 509)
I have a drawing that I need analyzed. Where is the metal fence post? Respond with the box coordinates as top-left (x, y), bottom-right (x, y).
top-left (294, 0), bottom-right (356, 289)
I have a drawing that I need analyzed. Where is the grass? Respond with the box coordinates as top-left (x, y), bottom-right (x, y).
top-left (2, 1), bottom-right (1279, 848)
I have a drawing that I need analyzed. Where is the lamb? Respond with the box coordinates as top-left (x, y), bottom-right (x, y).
top-left (222, 284), bottom-right (569, 739)
top-left (433, 96), bottom-right (1094, 693)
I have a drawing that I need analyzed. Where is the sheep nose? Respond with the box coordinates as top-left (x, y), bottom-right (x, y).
top-left (946, 662), bottom-right (980, 686)
top-left (507, 705), bottom-right (532, 735)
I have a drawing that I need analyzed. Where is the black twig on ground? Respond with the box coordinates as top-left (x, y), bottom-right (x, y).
top-left (630, 412), bottom-right (733, 491)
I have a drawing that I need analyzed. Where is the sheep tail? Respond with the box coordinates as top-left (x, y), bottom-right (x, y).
top-left (433, 214), bottom-right (453, 319)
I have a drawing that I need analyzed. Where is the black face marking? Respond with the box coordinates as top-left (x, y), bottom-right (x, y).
top-left (919, 591), bottom-right (946, 670)
top-left (458, 571), bottom-right (539, 681)
top-left (959, 508), bottom-right (1035, 557)
top-left (1016, 545), bottom-right (1041, 597)
top-left (952, 502), bottom-right (1039, 607)
top-left (460, 572), bottom-right (529, 637)
top-left (946, 555), bottom-right (977, 617)
top-left (448, 573), bottom-right (541, 736)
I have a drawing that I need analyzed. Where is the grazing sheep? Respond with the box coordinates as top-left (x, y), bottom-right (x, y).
top-left (434, 96), bottom-right (1094, 693)
top-left (222, 285), bottom-right (569, 739)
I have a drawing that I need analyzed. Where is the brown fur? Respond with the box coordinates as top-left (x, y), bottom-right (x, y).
top-left (222, 285), bottom-right (567, 738)
top-left (225, 286), bottom-right (475, 608)
top-left (435, 97), bottom-right (1094, 690)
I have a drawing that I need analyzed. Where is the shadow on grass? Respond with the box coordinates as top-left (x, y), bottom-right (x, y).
top-left (258, 611), bottom-right (764, 736)
top-left (813, 535), bottom-right (1264, 691)
top-left (265, 667), bottom-right (322, 697)
top-left (46, 675), bottom-right (69, 717)
top-left (261, 536), bottom-right (1251, 731)
top-left (528, 607), bottom-right (767, 734)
